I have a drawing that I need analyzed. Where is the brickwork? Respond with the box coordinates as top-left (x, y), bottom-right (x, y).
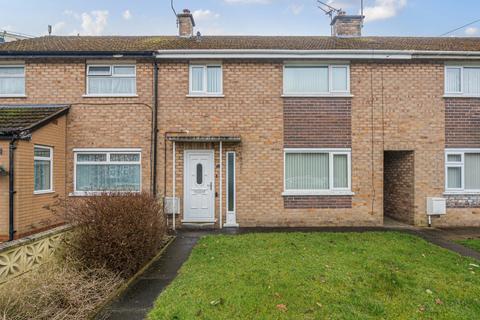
top-left (283, 97), bottom-right (351, 148)
top-left (12, 116), bottom-right (66, 239)
top-left (284, 195), bottom-right (352, 209)
top-left (0, 58), bottom-right (154, 237)
top-left (445, 98), bottom-right (480, 148)
top-left (383, 151), bottom-right (415, 224)
top-left (1, 57), bottom-right (480, 230)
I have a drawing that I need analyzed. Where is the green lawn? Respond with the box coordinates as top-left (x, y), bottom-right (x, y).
top-left (456, 238), bottom-right (480, 252)
top-left (149, 232), bottom-right (480, 320)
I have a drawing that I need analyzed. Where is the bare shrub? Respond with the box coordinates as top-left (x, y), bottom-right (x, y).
top-left (0, 260), bottom-right (122, 320)
top-left (61, 192), bottom-right (167, 277)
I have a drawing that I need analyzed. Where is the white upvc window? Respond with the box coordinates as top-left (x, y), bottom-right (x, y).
top-left (189, 63), bottom-right (223, 95)
top-left (34, 145), bottom-right (53, 194)
top-left (445, 65), bottom-right (480, 97)
top-left (283, 148), bottom-right (352, 196)
top-left (86, 65), bottom-right (136, 96)
top-left (445, 149), bottom-right (480, 193)
top-left (73, 149), bottom-right (141, 195)
top-left (283, 64), bottom-right (350, 96)
top-left (0, 65), bottom-right (25, 97)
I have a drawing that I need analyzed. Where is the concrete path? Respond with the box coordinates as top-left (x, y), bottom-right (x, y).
top-left (98, 226), bottom-right (480, 320)
top-left (98, 231), bottom-right (208, 320)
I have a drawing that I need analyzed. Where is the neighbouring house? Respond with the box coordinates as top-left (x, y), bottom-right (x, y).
top-left (0, 30), bottom-right (32, 43)
top-left (0, 105), bottom-right (68, 240)
top-left (1, 9), bottom-right (480, 239)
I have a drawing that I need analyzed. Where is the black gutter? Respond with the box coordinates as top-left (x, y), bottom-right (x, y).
top-left (152, 60), bottom-right (159, 196)
top-left (8, 137), bottom-right (17, 241)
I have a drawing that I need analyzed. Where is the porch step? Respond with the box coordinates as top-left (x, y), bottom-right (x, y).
top-left (181, 222), bottom-right (215, 229)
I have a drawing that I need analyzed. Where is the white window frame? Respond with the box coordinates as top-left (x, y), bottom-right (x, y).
top-left (0, 65), bottom-right (25, 97)
top-left (226, 151), bottom-right (236, 214)
top-left (85, 64), bottom-right (137, 97)
top-left (282, 63), bottom-right (351, 97)
top-left (72, 148), bottom-right (142, 196)
top-left (444, 65), bottom-right (480, 97)
top-left (188, 63), bottom-right (223, 96)
top-left (34, 145), bottom-right (53, 194)
top-left (445, 148), bottom-right (480, 193)
top-left (283, 148), bottom-right (353, 196)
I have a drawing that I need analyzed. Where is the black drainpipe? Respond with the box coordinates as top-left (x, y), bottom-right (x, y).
top-left (8, 137), bottom-right (17, 241)
top-left (152, 59), bottom-right (159, 196)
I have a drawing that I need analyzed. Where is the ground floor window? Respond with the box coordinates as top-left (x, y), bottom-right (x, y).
top-left (34, 145), bottom-right (53, 193)
top-left (283, 148), bottom-right (351, 195)
top-left (74, 149), bottom-right (141, 194)
top-left (445, 149), bottom-right (480, 192)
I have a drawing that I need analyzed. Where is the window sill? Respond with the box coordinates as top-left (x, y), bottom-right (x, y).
top-left (443, 94), bottom-right (480, 98)
top-left (34, 190), bottom-right (55, 195)
top-left (69, 191), bottom-right (140, 197)
top-left (82, 94), bottom-right (138, 98)
top-left (0, 94), bottom-right (26, 98)
top-left (282, 191), bottom-right (354, 196)
top-left (181, 219), bottom-right (217, 223)
top-left (186, 94), bottom-right (225, 98)
top-left (282, 93), bottom-right (353, 98)
top-left (443, 191), bottom-right (480, 195)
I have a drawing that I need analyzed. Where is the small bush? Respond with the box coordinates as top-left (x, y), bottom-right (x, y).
top-left (62, 192), bottom-right (167, 277)
top-left (0, 260), bottom-right (122, 320)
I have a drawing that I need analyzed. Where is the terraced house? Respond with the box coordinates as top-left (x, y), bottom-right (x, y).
top-left (1, 10), bottom-right (480, 240)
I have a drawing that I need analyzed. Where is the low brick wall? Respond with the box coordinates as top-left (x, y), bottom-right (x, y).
top-left (0, 225), bottom-right (71, 284)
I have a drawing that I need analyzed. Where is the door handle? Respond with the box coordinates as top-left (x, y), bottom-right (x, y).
top-left (209, 182), bottom-right (213, 190)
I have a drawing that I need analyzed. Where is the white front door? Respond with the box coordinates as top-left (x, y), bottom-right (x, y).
top-left (184, 150), bottom-right (215, 221)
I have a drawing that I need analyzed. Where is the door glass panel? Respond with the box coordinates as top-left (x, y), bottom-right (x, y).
top-left (196, 163), bottom-right (203, 185)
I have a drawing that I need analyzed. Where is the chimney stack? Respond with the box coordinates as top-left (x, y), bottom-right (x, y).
top-left (331, 11), bottom-right (364, 37)
top-left (177, 9), bottom-right (195, 37)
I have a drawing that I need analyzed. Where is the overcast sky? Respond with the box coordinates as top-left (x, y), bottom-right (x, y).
top-left (1, 0), bottom-right (480, 37)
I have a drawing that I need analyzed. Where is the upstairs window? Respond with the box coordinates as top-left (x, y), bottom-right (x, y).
top-left (189, 64), bottom-right (222, 95)
top-left (86, 65), bottom-right (136, 96)
top-left (283, 64), bottom-right (350, 96)
top-left (445, 66), bottom-right (480, 96)
top-left (0, 65), bottom-right (25, 96)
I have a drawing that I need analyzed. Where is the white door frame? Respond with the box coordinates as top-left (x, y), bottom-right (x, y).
top-left (183, 149), bottom-right (215, 222)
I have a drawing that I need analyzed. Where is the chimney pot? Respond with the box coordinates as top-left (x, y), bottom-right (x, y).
top-left (331, 13), bottom-right (364, 37)
top-left (177, 8), bottom-right (195, 37)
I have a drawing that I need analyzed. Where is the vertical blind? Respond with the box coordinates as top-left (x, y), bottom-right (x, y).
top-left (465, 153), bottom-right (480, 189)
top-left (331, 66), bottom-right (348, 92)
top-left (0, 66), bottom-right (25, 95)
top-left (445, 67), bottom-right (461, 93)
top-left (447, 167), bottom-right (462, 189)
top-left (284, 66), bottom-right (329, 94)
top-left (333, 154), bottom-right (348, 188)
top-left (464, 68), bottom-right (480, 95)
top-left (285, 153), bottom-right (329, 190)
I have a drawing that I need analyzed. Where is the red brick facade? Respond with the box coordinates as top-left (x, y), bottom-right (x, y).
top-left (445, 98), bottom-right (480, 148)
top-left (2, 56), bottom-right (480, 234)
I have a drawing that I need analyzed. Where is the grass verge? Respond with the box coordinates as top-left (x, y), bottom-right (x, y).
top-left (149, 232), bottom-right (480, 320)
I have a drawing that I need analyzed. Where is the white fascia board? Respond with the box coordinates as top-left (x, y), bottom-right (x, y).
top-left (155, 49), bottom-right (480, 60)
